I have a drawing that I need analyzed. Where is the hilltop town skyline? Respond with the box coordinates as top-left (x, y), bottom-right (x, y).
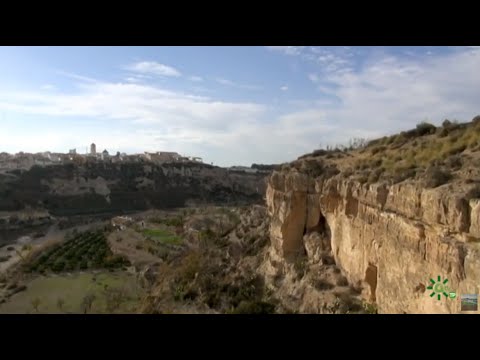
top-left (1, 142), bottom-right (204, 162)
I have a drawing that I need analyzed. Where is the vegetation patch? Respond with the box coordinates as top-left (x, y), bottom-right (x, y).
top-left (422, 167), bottom-right (452, 188)
top-left (142, 228), bottom-right (182, 245)
top-left (24, 230), bottom-right (130, 274)
top-left (0, 272), bottom-right (143, 314)
top-left (150, 216), bottom-right (185, 227)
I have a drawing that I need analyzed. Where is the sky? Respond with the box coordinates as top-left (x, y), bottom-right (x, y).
top-left (0, 46), bottom-right (479, 167)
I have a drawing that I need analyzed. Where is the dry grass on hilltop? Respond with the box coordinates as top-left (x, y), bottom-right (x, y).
top-left (287, 116), bottom-right (480, 188)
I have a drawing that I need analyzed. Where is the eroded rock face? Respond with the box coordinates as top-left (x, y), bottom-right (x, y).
top-left (0, 163), bottom-right (268, 216)
top-left (266, 170), bottom-right (480, 314)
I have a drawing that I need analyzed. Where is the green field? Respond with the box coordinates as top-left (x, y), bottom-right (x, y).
top-left (24, 231), bottom-right (130, 274)
top-left (142, 228), bottom-right (182, 245)
top-left (0, 272), bottom-right (143, 314)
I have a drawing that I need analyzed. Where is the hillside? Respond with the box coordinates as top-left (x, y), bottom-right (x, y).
top-left (263, 116), bottom-right (480, 313)
top-left (0, 162), bottom-right (269, 245)
top-left (291, 116), bottom-right (480, 187)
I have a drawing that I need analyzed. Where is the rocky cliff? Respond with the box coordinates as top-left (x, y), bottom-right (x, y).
top-left (263, 119), bottom-right (480, 314)
top-left (0, 162), bottom-right (267, 217)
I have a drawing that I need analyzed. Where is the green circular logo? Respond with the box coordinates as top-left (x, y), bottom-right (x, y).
top-left (427, 276), bottom-right (454, 301)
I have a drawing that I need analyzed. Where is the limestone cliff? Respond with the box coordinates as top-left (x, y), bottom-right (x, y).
top-left (261, 118), bottom-right (480, 313)
top-left (263, 168), bottom-right (480, 314)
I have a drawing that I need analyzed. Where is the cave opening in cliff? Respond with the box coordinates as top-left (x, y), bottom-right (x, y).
top-left (317, 214), bottom-right (330, 238)
top-left (304, 212), bottom-right (332, 254)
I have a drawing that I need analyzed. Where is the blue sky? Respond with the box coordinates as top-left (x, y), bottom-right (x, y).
top-left (0, 46), bottom-right (479, 166)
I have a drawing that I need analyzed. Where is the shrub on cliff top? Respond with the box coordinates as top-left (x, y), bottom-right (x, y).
top-left (299, 159), bottom-right (324, 178)
top-left (422, 166), bottom-right (451, 188)
top-left (311, 149), bottom-right (328, 157)
top-left (370, 145), bottom-right (387, 156)
top-left (416, 122), bottom-right (436, 136)
top-left (445, 143), bottom-right (467, 157)
top-left (367, 167), bottom-right (384, 184)
top-left (391, 167), bottom-right (417, 184)
top-left (440, 119), bottom-right (460, 136)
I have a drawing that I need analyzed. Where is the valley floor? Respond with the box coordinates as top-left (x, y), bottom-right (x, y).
top-left (0, 271), bottom-right (142, 314)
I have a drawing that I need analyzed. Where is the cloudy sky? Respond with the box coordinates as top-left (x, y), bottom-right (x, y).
top-left (0, 46), bottom-right (479, 166)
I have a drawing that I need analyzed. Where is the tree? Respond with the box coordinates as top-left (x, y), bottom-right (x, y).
top-left (81, 293), bottom-right (96, 314)
top-left (104, 287), bottom-right (125, 313)
top-left (31, 297), bottom-right (41, 313)
top-left (57, 297), bottom-right (65, 313)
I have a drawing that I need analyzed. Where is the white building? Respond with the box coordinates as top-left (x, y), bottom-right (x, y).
top-left (101, 149), bottom-right (109, 160)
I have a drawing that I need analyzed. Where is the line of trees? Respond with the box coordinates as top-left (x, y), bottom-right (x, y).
top-left (250, 164), bottom-right (281, 171)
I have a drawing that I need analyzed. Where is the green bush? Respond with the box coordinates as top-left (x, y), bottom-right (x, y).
top-left (299, 159), bottom-right (325, 178)
top-left (51, 259), bottom-right (66, 272)
top-left (445, 144), bottom-right (467, 156)
top-left (336, 276), bottom-right (349, 287)
top-left (442, 119), bottom-right (452, 128)
top-left (437, 127), bottom-right (449, 137)
top-left (368, 167), bottom-right (384, 183)
top-left (391, 167), bottom-right (417, 184)
top-left (363, 302), bottom-right (378, 314)
top-left (449, 134), bottom-right (460, 143)
top-left (445, 155), bottom-right (462, 170)
top-left (423, 167), bottom-right (451, 188)
top-left (231, 301), bottom-right (276, 314)
top-left (313, 279), bottom-right (335, 291)
top-left (104, 255), bottom-right (130, 268)
top-left (416, 122), bottom-right (436, 136)
top-left (293, 257), bottom-right (307, 279)
top-left (342, 168), bottom-right (354, 178)
top-left (370, 145), bottom-right (386, 155)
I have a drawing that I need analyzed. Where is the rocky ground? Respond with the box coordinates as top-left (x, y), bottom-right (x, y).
top-left (138, 205), bottom-right (367, 314)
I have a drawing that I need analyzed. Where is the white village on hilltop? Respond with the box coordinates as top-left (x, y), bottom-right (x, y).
top-left (0, 142), bottom-right (260, 173)
top-left (0, 142), bottom-right (203, 170)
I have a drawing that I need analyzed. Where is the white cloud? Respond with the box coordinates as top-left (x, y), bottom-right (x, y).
top-left (57, 71), bottom-right (98, 83)
top-left (216, 78), bottom-right (234, 86)
top-left (265, 46), bottom-right (305, 56)
top-left (189, 76), bottom-right (203, 82)
top-left (317, 49), bottom-right (480, 139)
top-left (268, 46), bottom-right (353, 75)
top-left (280, 85), bottom-right (288, 91)
top-left (216, 78), bottom-right (261, 90)
top-left (124, 74), bottom-right (152, 83)
top-left (0, 81), bottom-right (263, 130)
top-left (308, 73), bottom-right (319, 83)
top-left (125, 61), bottom-right (181, 77)
top-left (256, 48), bottom-right (480, 156)
top-left (41, 84), bottom-right (55, 90)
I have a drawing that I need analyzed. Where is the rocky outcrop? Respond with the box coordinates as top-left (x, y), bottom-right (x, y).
top-left (265, 170), bottom-right (480, 314)
top-left (0, 162), bottom-right (268, 216)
